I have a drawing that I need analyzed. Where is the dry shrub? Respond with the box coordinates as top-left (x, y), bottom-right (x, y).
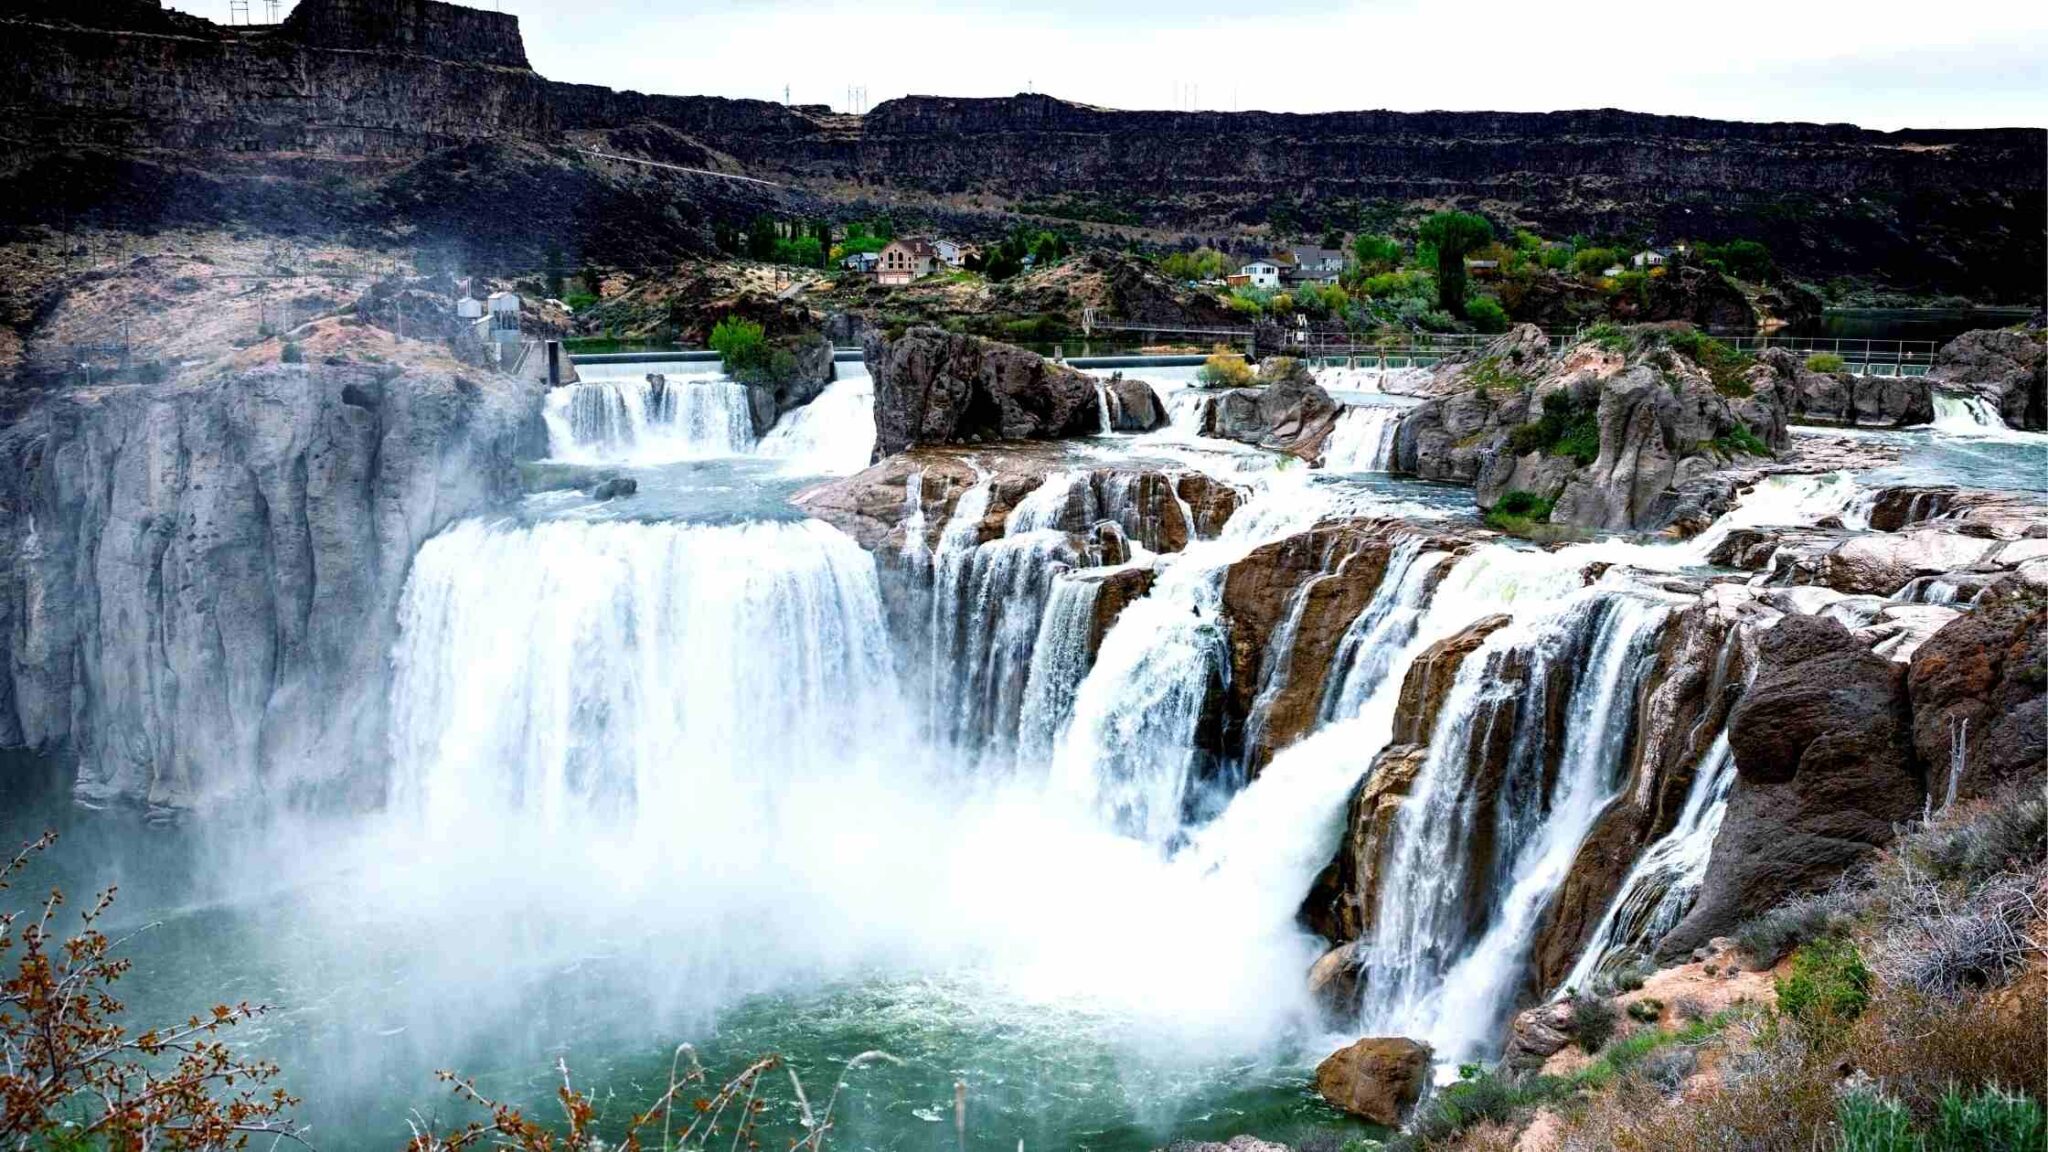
top-left (1447, 1120), bottom-right (1523, 1152)
top-left (1850, 980), bottom-right (2048, 1112)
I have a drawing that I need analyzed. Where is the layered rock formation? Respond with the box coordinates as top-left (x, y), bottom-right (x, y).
top-left (1393, 326), bottom-right (1793, 531)
top-left (1749, 347), bottom-right (1933, 428)
top-left (0, 360), bottom-right (542, 810)
top-left (1928, 327), bottom-right (2047, 430)
top-left (863, 328), bottom-right (1103, 458)
top-left (3, 2), bottom-right (2042, 300)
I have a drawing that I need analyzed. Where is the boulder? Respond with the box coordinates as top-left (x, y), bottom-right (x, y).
top-left (1928, 328), bottom-right (2046, 430)
top-left (1661, 615), bottom-right (1922, 956)
top-left (1503, 998), bottom-right (1579, 1072)
top-left (586, 475), bottom-right (637, 500)
top-left (1907, 578), bottom-right (2048, 801)
top-left (740, 333), bottom-right (836, 435)
top-left (1307, 941), bottom-right (1364, 1024)
top-left (1102, 373), bottom-right (1170, 432)
top-left (1200, 358), bottom-right (1341, 461)
top-left (1313, 1037), bottom-right (1432, 1125)
top-left (864, 327), bottom-right (1102, 456)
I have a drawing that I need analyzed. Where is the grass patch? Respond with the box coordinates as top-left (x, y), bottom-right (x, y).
top-left (1714, 421), bottom-right (1772, 457)
top-left (1805, 351), bottom-right (1846, 372)
top-left (1507, 391), bottom-right (1601, 464)
top-left (1484, 489), bottom-right (1555, 534)
top-left (1584, 321), bottom-right (1628, 353)
top-left (1665, 327), bottom-right (1756, 396)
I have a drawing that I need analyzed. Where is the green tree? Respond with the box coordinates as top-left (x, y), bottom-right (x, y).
top-left (1466, 294), bottom-right (1509, 333)
top-left (1417, 211), bottom-right (1493, 318)
top-left (543, 244), bottom-right (565, 300)
top-left (746, 215), bottom-right (779, 261)
top-left (1350, 234), bottom-right (1401, 274)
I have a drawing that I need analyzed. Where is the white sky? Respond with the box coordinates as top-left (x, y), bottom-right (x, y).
top-left (174, 0), bottom-right (2048, 129)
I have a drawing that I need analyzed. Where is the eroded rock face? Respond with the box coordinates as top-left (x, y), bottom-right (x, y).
top-left (742, 333), bottom-right (836, 435)
top-left (1749, 347), bottom-right (1932, 428)
top-left (1394, 325), bottom-right (1794, 532)
top-left (1502, 998), bottom-right (1578, 1072)
top-left (1661, 615), bottom-right (1922, 955)
top-left (864, 328), bottom-right (1102, 456)
top-left (1907, 578), bottom-right (2048, 801)
top-left (1313, 1037), bottom-right (1431, 1126)
top-left (1929, 328), bottom-right (2046, 430)
top-left (0, 363), bottom-right (544, 810)
top-left (1200, 358), bottom-right (1341, 462)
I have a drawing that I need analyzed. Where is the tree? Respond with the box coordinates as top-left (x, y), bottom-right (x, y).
top-left (746, 215), bottom-right (779, 262)
top-left (543, 245), bottom-right (565, 300)
top-left (1351, 234), bottom-right (1401, 274)
top-left (1417, 211), bottom-right (1493, 318)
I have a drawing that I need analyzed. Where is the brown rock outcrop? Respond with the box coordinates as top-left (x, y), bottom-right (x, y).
top-left (1906, 577), bottom-right (2048, 801)
top-left (864, 328), bottom-right (1102, 457)
top-left (1661, 615), bottom-right (1923, 956)
top-left (1313, 1037), bottom-right (1432, 1125)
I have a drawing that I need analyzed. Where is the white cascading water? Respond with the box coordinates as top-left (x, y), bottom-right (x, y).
top-left (1320, 406), bottom-right (1405, 472)
top-left (1015, 573), bottom-right (1106, 765)
top-left (1559, 733), bottom-right (1736, 992)
top-left (390, 517), bottom-right (902, 832)
top-left (1357, 588), bottom-right (1670, 1062)
top-left (1930, 392), bottom-right (2012, 435)
top-left (1319, 541), bottom-right (1452, 722)
top-left (544, 363), bottom-right (755, 464)
top-left (754, 369), bottom-right (877, 475)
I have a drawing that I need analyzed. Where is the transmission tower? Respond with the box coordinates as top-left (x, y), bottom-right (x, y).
top-left (263, 0), bottom-right (280, 21)
top-left (228, 0), bottom-right (250, 24)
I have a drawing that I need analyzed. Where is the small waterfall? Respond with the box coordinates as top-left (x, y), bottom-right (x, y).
top-left (389, 518), bottom-right (902, 830)
top-left (1943, 715), bottom-right (1968, 812)
top-left (1093, 380), bottom-right (1120, 434)
top-left (1358, 590), bottom-right (1669, 1062)
top-left (756, 370), bottom-right (876, 474)
top-left (1559, 733), bottom-right (1736, 992)
top-left (544, 366), bottom-right (755, 463)
top-left (1319, 541), bottom-right (1452, 722)
top-left (1016, 574), bottom-right (1105, 764)
top-left (1321, 406), bottom-right (1405, 472)
top-left (1930, 392), bottom-right (2012, 435)
top-left (1007, 471), bottom-right (1083, 534)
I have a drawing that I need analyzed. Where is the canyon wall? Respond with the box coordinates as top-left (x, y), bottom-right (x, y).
top-left (2, 0), bottom-right (2041, 298)
top-left (0, 361), bottom-right (542, 811)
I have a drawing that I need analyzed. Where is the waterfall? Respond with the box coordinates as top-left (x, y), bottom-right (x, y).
top-left (1558, 733), bottom-right (1736, 992)
top-left (1943, 715), bottom-right (1968, 812)
top-left (389, 517), bottom-right (902, 832)
top-left (543, 366), bottom-right (755, 463)
top-left (756, 370), bottom-right (876, 475)
top-left (1319, 541), bottom-right (1451, 722)
top-left (1930, 392), bottom-right (2012, 435)
top-left (1321, 406), bottom-right (1405, 472)
top-left (1093, 380), bottom-right (1119, 434)
top-left (1016, 574), bottom-right (1105, 765)
top-left (1357, 590), bottom-right (1669, 1062)
top-left (1006, 471), bottom-right (1082, 534)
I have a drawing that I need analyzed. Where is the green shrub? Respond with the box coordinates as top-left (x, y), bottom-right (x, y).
top-left (1778, 937), bottom-right (1873, 1033)
top-left (1508, 390), bottom-right (1601, 465)
top-left (1585, 322), bottom-right (1628, 352)
top-left (1494, 490), bottom-right (1553, 520)
top-left (1715, 422), bottom-right (1772, 457)
top-left (1838, 1090), bottom-right (1918, 1152)
top-left (1627, 998), bottom-right (1665, 1023)
top-left (1932, 1083), bottom-right (2044, 1151)
top-left (1465, 294), bottom-right (1510, 333)
top-left (1805, 352), bottom-right (1846, 372)
top-left (1573, 994), bottom-right (1619, 1053)
top-left (1573, 247), bottom-right (1621, 276)
top-left (280, 340), bottom-right (304, 364)
top-left (709, 315), bottom-right (767, 370)
top-left (563, 291), bottom-right (599, 313)
top-left (1665, 327), bottom-right (1756, 395)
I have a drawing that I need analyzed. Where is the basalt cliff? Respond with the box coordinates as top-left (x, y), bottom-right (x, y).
top-left (2, 0), bottom-right (2042, 302)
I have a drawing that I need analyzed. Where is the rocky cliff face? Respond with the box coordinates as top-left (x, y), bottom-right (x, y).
top-left (863, 327), bottom-right (1103, 457)
top-left (0, 361), bottom-right (542, 811)
top-left (1928, 328), bottom-right (2047, 430)
top-left (2, 3), bottom-right (2040, 301)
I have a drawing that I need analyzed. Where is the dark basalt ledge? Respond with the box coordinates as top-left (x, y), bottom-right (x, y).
top-left (2, 2), bottom-right (2042, 299)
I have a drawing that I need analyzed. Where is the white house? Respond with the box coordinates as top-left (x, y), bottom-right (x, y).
top-left (455, 295), bottom-right (485, 320)
top-left (841, 251), bottom-right (880, 274)
top-left (1285, 246), bottom-right (1346, 276)
top-left (1631, 249), bottom-right (1670, 268)
top-left (1240, 261), bottom-right (1281, 289)
top-left (931, 239), bottom-right (980, 268)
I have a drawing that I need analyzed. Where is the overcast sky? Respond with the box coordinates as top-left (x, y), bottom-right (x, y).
top-left (176, 0), bottom-right (2048, 129)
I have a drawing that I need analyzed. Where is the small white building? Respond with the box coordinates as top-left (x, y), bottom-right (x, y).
top-left (486, 290), bottom-right (522, 342)
top-left (841, 251), bottom-right (880, 274)
top-left (1240, 261), bottom-right (1281, 289)
top-left (455, 294), bottom-right (485, 320)
top-left (932, 239), bottom-right (980, 268)
top-left (1631, 249), bottom-right (1669, 268)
